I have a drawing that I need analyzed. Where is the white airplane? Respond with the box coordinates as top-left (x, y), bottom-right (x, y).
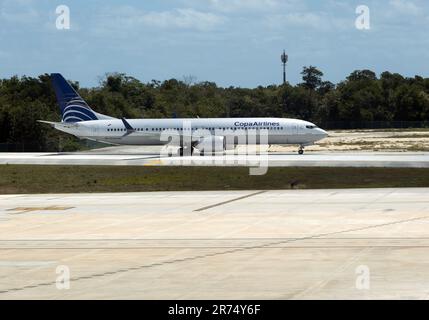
top-left (39, 73), bottom-right (328, 155)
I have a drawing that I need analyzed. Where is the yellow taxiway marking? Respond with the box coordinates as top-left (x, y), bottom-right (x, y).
top-left (144, 159), bottom-right (163, 166)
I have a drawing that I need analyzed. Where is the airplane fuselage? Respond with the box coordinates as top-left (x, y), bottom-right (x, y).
top-left (54, 117), bottom-right (327, 147)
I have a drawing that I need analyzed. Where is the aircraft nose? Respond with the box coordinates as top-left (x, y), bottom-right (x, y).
top-left (315, 128), bottom-right (328, 140)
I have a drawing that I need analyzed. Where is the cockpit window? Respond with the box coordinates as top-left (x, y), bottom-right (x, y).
top-left (306, 125), bottom-right (317, 129)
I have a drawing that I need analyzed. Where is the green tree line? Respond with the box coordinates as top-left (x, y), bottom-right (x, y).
top-left (0, 67), bottom-right (429, 151)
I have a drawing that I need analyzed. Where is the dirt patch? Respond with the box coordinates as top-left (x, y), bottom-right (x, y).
top-left (270, 129), bottom-right (429, 152)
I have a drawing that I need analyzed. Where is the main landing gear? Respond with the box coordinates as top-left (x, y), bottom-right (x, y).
top-left (173, 147), bottom-right (222, 157)
top-left (176, 146), bottom-right (194, 157)
top-left (298, 145), bottom-right (304, 155)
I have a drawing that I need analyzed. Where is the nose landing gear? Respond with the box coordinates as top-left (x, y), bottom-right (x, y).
top-left (298, 145), bottom-right (304, 155)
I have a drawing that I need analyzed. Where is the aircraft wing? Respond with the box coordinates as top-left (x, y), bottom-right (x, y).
top-left (120, 118), bottom-right (197, 140)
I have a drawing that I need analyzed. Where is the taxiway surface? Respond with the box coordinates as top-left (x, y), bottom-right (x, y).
top-left (1, 188), bottom-right (429, 299)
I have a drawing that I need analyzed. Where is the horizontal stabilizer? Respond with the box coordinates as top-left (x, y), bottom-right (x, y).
top-left (37, 120), bottom-right (79, 128)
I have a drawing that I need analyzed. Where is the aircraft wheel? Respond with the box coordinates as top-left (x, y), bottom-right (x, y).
top-left (200, 151), bottom-right (205, 157)
top-left (298, 149), bottom-right (304, 155)
top-left (178, 148), bottom-right (184, 157)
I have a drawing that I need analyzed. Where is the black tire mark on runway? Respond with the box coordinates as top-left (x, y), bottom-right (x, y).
top-left (123, 156), bottom-right (164, 161)
top-left (1, 214), bottom-right (429, 295)
top-left (194, 191), bottom-right (267, 212)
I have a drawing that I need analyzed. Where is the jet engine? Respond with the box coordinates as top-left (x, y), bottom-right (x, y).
top-left (194, 136), bottom-right (227, 153)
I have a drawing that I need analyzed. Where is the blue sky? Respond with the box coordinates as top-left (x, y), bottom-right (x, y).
top-left (1, 0), bottom-right (428, 87)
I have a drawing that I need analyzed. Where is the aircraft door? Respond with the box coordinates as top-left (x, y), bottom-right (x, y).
top-left (291, 124), bottom-right (298, 135)
top-left (286, 124), bottom-right (299, 143)
top-left (91, 124), bottom-right (98, 137)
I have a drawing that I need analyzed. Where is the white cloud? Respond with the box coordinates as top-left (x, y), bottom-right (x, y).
top-left (389, 0), bottom-right (421, 16)
top-left (264, 12), bottom-right (338, 31)
top-left (284, 12), bottom-right (325, 28)
top-left (182, 0), bottom-right (303, 13)
top-left (141, 8), bottom-right (225, 31)
top-left (207, 0), bottom-right (279, 12)
top-left (0, 0), bottom-right (40, 24)
top-left (94, 6), bottom-right (225, 34)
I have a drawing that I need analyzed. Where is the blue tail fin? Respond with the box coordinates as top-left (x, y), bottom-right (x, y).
top-left (51, 73), bottom-right (99, 123)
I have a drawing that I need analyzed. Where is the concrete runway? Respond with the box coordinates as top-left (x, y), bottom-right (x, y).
top-left (1, 188), bottom-right (429, 299)
top-left (1, 150), bottom-right (429, 167)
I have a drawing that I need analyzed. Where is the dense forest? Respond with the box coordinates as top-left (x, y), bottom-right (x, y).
top-left (0, 66), bottom-right (429, 151)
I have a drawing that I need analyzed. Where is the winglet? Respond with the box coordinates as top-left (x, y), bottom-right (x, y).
top-left (121, 117), bottom-right (135, 136)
